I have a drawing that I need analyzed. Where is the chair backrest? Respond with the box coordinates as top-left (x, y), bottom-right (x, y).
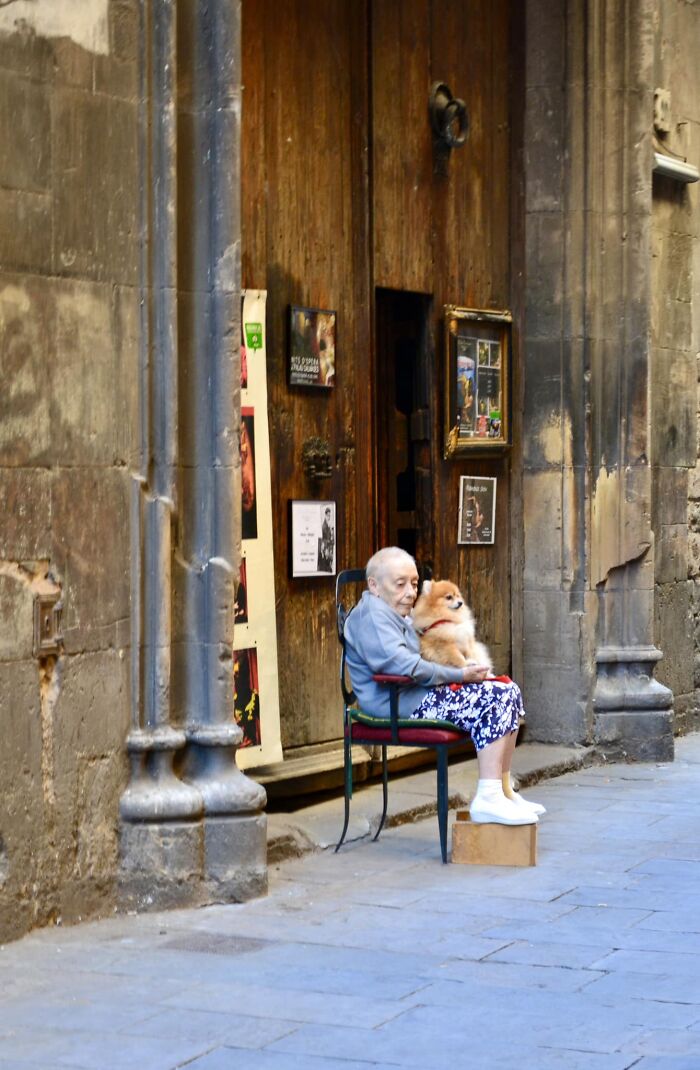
top-left (335, 568), bottom-right (366, 708)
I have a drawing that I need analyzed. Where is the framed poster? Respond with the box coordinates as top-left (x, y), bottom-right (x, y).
top-left (444, 306), bottom-right (511, 456)
top-left (290, 500), bottom-right (336, 577)
top-left (458, 476), bottom-right (497, 545)
top-left (288, 306), bottom-right (336, 388)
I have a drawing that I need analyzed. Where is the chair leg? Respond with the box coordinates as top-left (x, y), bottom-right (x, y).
top-left (335, 733), bottom-right (353, 852)
top-left (436, 746), bottom-right (449, 863)
top-left (373, 745), bottom-right (389, 841)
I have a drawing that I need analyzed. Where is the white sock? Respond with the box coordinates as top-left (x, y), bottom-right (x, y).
top-left (473, 778), bottom-right (504, 801)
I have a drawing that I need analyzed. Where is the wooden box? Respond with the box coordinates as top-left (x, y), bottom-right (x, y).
top-left (451, 810), bottom-right (537, 866)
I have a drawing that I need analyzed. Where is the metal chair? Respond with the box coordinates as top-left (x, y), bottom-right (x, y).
top-left (335, 568), bottom-right (471, 863)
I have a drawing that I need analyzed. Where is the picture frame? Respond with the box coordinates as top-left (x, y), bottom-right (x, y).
top-left (288, 305), bottom-right (336, 388)
top-left (290, 500), bottom-right (336, 578)
top-left (444, 306), bottom-right (511, 457)
top-left (458, 476), bottom-right (497, 545)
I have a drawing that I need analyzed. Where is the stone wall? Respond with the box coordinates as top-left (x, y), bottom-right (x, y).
top-left (651, 0), bottom-right (700, 737)
top-left (0, 1), bottom-right (139, 941)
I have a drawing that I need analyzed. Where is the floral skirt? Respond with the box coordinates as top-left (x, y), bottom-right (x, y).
top-left (409, 678), bottom-right (524, 751)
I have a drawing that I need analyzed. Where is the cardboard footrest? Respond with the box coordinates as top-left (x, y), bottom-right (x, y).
top-left (451, 810), bottom-right (537, 866)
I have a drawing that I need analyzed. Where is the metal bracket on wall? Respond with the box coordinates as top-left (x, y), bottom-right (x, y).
top-left (301, 436), bottom-right (333, 480)
top-left (33, 593), bottom-right (63, 658)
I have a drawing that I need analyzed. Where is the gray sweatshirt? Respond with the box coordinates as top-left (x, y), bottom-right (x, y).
top-left (343, 590), bottom-right (464, 718)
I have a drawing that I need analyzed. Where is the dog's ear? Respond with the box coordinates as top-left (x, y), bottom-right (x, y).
top-left (420, 579), bottom-right (432, 595)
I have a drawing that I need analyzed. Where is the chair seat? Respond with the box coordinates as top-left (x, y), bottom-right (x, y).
top-left (349, 721), bottom-right (465, 744)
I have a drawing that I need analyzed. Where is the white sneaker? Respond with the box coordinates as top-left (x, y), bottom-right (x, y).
top-left (509, 791), bottom-right (546, 817)
top-left (469, 794), bottom-right (539, 826)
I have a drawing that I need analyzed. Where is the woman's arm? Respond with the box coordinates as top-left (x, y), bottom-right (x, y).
top-left (354, 601), bottom-right (465, 687)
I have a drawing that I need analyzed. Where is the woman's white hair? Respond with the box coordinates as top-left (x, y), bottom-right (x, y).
top-left (365, 546), bottom-right (416, 583)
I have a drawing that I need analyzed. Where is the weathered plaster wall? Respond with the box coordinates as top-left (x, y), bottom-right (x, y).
top-left (0, 0), bottom-right (139, 941)
top-left (651, 0), bottom-right (700, 735)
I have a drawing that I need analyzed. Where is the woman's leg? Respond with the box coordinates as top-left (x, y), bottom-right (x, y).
top-left (495, 691), bottom-right (546, 814)
top-left (470, 684), bottom-right (538, 824)
top-left (476, 730), bottom-right (514, 779)
top-left (410, 680), bottom-right (539, 825)
top-left (471, 730), bottom-right (536, 826)
top-left (501, 737), bottom-right (547, 815)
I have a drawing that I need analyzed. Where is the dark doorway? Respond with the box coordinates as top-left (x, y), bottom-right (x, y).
top-left (375, 289), bottom-right (434, 571)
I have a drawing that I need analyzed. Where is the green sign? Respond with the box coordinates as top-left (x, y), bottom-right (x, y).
top-left (245, 322), bottom-right (263, 350)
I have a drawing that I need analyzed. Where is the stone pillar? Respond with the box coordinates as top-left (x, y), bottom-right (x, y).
top-left (585, 0), bottom-right (673, 760)
top-left (119, 0), bottom-right (203, 909)
top-left (120, 0), bottom-right (266, 907)
top-left (175, 0), bottom-right (267, 899)
top-left (522, 0), bottom-right (673, 759)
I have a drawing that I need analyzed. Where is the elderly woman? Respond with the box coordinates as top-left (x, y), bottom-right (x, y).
top-left (344, 546), bottom-right (545, 826)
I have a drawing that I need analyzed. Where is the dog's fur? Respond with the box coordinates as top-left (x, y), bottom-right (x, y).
top-left (412, 579), bottom-right (493, 672)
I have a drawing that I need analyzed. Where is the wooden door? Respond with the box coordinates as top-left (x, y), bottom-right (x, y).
top-left (241, 0), bottom-right (372, 749)
top-left (372, 0), bottom-right (514, 672)
top-left (241, 0), bottom-right (516, 753)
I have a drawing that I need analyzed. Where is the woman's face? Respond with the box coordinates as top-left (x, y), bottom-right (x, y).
top-left (368, 558), bottom-right (419, 617)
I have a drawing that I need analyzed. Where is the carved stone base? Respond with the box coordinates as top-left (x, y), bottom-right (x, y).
top-left (593, 645), bottom-right (674, 761)
top-left (593, 710), bottom-right (674, 762)
top-left (119, 725), bottom-right (269, 911)
top-left (184, 724), bottom-right (267, 814)
top-left (119, 821), bottom-right (205, 912)
top-left (120, 727), bottom-right (203, 822)
top-left (119, 814), bottom-right (268, 911)
top-left (202, 815), bottom-right (268, 901)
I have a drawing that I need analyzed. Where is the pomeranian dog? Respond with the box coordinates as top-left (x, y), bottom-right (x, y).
top-left (412, 579), bottom-right (493, 673)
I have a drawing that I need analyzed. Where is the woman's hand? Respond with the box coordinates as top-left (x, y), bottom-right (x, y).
top-left (462, 663), bottom-right (489, 683)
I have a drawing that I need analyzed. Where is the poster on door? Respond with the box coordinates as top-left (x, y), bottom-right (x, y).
top-left (235, 290), bottom-right (283, 769)
top-left (457, 476), bottom-right (497, 545)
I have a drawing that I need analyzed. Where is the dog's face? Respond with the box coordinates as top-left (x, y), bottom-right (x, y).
top-left (412, 579), bottom-right (474, 630)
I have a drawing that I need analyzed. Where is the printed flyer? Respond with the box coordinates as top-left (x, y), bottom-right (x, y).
top-left (458, 476), bottom-right (497, 545)
top-left (235, 289), bottom-right (283, 769)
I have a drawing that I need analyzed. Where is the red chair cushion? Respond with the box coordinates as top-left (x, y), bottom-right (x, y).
top-left (349, 722), bottom-right (464, 744)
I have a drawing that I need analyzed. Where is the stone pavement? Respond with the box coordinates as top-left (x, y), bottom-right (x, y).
top-left (2, 736), bottom-right (700, 1070)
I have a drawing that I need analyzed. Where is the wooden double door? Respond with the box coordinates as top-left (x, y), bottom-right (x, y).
top-left (242, 0), bottom-right (518, 753)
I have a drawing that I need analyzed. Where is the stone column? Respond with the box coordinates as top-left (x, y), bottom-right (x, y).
top-left (119, 0), bottom-right (204, 908)
top-left (585, 0), bottom-right (673, 760)
top-left (522, 0), bottom-right (673, 759)
top-left (175, 0), bottom-right (267, 900)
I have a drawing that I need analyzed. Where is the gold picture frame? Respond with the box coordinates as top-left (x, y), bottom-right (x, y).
top-left (444, 306), bottom-right (511, 457)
